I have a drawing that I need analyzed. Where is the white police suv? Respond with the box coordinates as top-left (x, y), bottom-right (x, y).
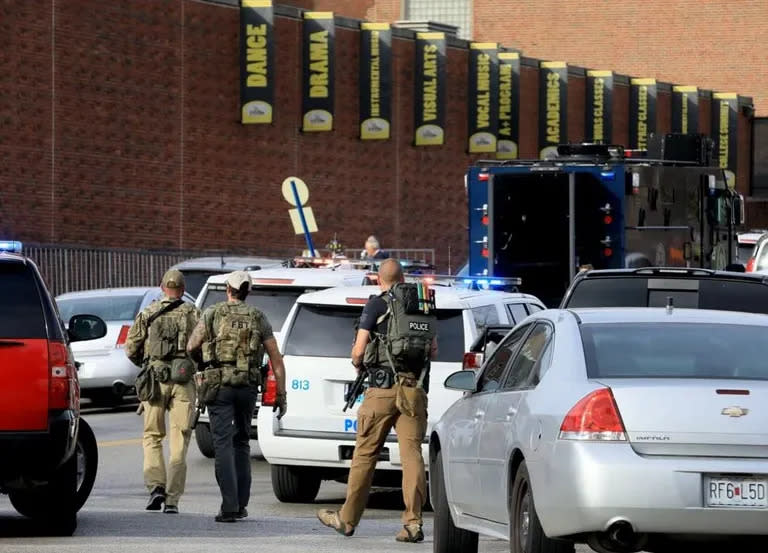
top-left (193, 267), bottom-right (371, 457)
top-left (256, 280), bottom-right (545, 502)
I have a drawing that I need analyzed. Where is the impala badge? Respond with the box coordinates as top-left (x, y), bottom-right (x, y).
top-left (721, 406), bottom-right (749, 418)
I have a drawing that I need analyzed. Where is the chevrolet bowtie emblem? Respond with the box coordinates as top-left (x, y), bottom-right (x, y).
top-left (721, 406), bottom-right (749, 417)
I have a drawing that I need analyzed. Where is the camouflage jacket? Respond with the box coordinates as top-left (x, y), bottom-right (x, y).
top-left (124, 296), bottom-right (200, 367)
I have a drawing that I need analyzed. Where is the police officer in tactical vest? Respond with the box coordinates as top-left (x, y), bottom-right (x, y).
top-left (317, 259), bottom-right (437, 543)
top-left (186, 271), bottom-right (287, 522)
top-left (125, 269), bottom-right (200, 514)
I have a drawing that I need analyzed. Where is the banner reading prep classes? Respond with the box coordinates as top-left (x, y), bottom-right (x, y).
top-left (539, 62), bottom-right (567, 158)
top-left (468, 43), bottom-right (498, 153)
top-left (414, 32), bottom-right (445, 146)
top-left (585, 71), bottom-right (613, 144)
top-left (239, 0), bottom-right (274, 124)
top-left (712, 93), bottom-right (738, 188)
top-left (302, 12), bottom-right (334, 132)
top-left (496, 52), bottom-right (520, 160)
top-left (629, 78), bottom-right (656, 150)
top-left (359, 23), bottom-right (391, 140)
top-left (672, 86), bottom-right (698, 134)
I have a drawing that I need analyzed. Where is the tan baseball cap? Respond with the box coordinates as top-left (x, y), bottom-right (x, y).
top-left (161, 269), bottom-right (185, 289)
top-left (226, 270), bottom-right (252, 290)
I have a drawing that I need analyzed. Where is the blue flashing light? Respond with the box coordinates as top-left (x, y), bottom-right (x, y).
top-left (0, 241), bottom-right (22, 253)
top-left (463, 279), bottom-right (473, 284)
top-left (489, 279), bottom-right (504, 286)
top-left (600, 171), bottom-right (615, 182)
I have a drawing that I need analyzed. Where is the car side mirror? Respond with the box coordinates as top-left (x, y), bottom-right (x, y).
top-left (68, 314), bottom-right (108, 343)
top-left (444, 370), bottom-right (477, 392)
top-left (732, 194), bottom-right (745, 227)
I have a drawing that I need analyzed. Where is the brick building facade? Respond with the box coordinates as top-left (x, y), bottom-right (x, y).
top-left (0, 0), bottom-right (760, 271)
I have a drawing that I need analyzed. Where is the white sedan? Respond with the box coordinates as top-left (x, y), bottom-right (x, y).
top-left (430, 308), bottom-right (768, 553)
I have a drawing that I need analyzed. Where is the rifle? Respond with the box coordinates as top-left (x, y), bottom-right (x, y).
top-left (189, 403), bottom-right (203, 430)
top-left (343, 366), bottom-right (368, 412)
top-left (189, 371), bottom-right (205, 429)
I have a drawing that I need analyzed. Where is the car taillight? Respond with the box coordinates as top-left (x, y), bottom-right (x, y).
top-left (462, 352), bottom-right (483, 370)
top-left (262, 362), bottom-right (277, 406)
top-left (115, 325), bottom-right (130, 348)
top-left (559, 388), bottom-right (626, 441)
top-left (49, 341), bottom-right (77, 410)
top-left (746, 257), bottom-right (755, 272)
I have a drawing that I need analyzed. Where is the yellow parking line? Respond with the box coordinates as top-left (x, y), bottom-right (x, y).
top-left (98, 438), bottom-right (143, 447)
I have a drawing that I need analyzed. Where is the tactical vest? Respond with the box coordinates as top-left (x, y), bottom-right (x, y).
top-left (202, 302), bottom-right (266, 386)
top-left (364, 283), bottom-right (436, 374)
top-left (146, 302), bottom-right (194, 363)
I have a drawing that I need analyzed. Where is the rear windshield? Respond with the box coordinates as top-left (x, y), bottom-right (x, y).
top-left (0, 262), bottom-right (46, 339)
top-left (202, 286), bottom-right (315, 330)
top-left (565, 277), bottom-right (768, 314)
top-left (581, 322), bottom-right (768, 381)
top-left (284, 305), bottom-right (465, 362)
top-left (57, 295), bottom-right (143, 322)
top-left (179, 270), bottom-right (223, 299)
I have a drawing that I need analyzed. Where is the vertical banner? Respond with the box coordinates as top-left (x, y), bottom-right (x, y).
top-left (629, 78), bottom-right (657, 149)
top-left (467, 43), bottom-right (498, 153)
top-left (239, 0), bottom-right (274, 124)
top-left (672, 85), bottom-right (699, 134)
top-left (539, 61), bottom-right (567, 158)
top-left (414, 32), bottom-right (446, 146)
top-left (496, 52), bottom-right (520, 159)
top-left (302, 12), bottom-right (334, 132)
top-left (712, 92), bottom-right (738, 188)
top-left (585, 70), bottom-right (613, 144)
top-left (359, 23), bottom-right (392, 140)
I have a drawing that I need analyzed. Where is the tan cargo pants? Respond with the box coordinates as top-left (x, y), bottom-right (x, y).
top-left (142, 380), bottom-right (196, 506)
top-left (339, 383), bottom-right (428, 527)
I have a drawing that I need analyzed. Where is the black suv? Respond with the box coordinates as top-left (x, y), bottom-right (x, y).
top-left (561, 267), bottom-right (768, 312)
top-left (0, 248), bottom-right (106, 535)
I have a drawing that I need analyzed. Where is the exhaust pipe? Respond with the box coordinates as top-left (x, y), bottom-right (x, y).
top-left (588, 520), bottom-right (647, 553)
top-left (112, 380), bottom-right (127, 399)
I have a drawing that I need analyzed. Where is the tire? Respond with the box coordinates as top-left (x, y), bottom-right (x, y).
top-left (195, 423), bottom-right (216, 458)
top-left (510, 461), bottom-right (574, 553)
top-left (74, 418), bottom-right (98, 511)
top-left (433, 450), bottom-right (478, 553)
top-left (271, 465), bottom-right (321, 503)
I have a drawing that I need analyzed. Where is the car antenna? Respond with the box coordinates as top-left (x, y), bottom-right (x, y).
top-left (666, 296), bottom-right (674, 315)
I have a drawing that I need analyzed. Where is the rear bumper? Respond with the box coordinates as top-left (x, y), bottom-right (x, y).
top-left (533, 441), bottom-right (768, 537)
top-left (76, 351), bottom-right (139, 390)
top-left (0, 410), bottom-right (77, 488)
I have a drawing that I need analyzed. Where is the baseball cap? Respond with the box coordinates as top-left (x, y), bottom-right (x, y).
top-left (161, 269), bottom-right (185, 289)
top-left (226, 270), bottom-right (252, 290)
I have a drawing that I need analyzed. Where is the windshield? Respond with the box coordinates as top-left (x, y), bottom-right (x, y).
top-left (202, 286), bottom-right (315, 330)
top-left (581, 322), bottom-right (768, 380)
top-left (284, 305), bottom-right (466, 362)
top-left (179, 270), bottom-right (225, 299)
top-left (57, 294), bottom-right (144, 323)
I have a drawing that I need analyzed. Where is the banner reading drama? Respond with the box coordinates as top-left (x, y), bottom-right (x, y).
top-left (496, 52), bottom-right (520, 159)
top-left (359, 23), bottom-right (392, 140)
top-left (302, 12), bottom-right (334, 132)
top-left (585, 70), bottom-right (613, 144)
top-left (414, 32), bottom-right (445, 146)
top-left (629, 78), bottom-right (657, 149)
top-left (467, 43), bottom-right (498, 153)
top-left (239, 0), bottom-right (274, 124)
top-left (712, 92), bottom-right (738, 188)
top-left (672, 86), bottom-right (699, 134)
top-left (539, 62), bottom-right (567, 158)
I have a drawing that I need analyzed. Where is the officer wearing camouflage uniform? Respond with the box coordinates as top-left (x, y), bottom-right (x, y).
top-left (187, 271), bottom-right (288, 522)
top-left (124, 269), bottom-right (200, 514)
top-left (317, 259), bottom-right (437, 543)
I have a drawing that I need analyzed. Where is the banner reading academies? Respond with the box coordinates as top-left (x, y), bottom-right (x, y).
top-left (302, 12), bottom-right (334, 132)
top-left (585, 70), bottom-right (613, 144)
top-left (539, 62), bottom-right (567, 158)
top-left (496, 52), bottom-right (520, 160)
top-left (467, 43), bottom-right (498, 153)
top-left (239, 0), bottom-right (274, 124)
top-left (359, 23), bottom-right (392, 140)
top-left (414, 32), bottom-right (445, 146)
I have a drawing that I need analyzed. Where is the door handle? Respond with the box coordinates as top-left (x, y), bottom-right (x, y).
top-left (505, 407), bottom-right (517, 420)
top-left (473, 410), bottom-right (485, 420)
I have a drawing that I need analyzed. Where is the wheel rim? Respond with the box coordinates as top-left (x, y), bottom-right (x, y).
top-left (518, 483), bottom-right (531, 553)
top-left (76, 441), bottom-right (86, 491)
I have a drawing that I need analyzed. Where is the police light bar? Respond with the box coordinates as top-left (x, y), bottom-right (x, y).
top-left (0, 241), bottom-right (22, 254)
top-left (403, 274), bottom-right (522, 291)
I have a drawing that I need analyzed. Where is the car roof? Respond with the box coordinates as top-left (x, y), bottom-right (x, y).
top-left (569, 307), bottom-right (768, 326)
top-left (0, 252), bottom-right (28, 264)
top-left (56, 287), bottom-right (158, 299)
top-left (575, 267), bottom-right (768, 283)
top-left (169, 256), bottom-right (285, 271)
top-left (296, 284), bottom-right (538, 309)
top-left (204, 267), bottom-right (370, 287)
top-left (737, 231), bottom-right (768, 245)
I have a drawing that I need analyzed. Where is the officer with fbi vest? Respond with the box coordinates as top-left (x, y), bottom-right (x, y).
top-left (317, 258), bottom-right (437, 543)
top-left (186, 270), bottom-right (287, 522)
top-left (124, 269), bottom-right (200, 514)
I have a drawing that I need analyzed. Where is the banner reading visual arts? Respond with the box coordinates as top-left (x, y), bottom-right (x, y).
top-left (467, 43), bottom-right (498, 153)
top-left (539, 62), bottom-right (567, 158)
top-left (302, 12), bottom-right (334, 132)
top-left (414, 32), bottom-right (445, 146)
top-left (496, 52), bottom-right (520, 160)
top-left (239, 0), bottom-right (274, 124)
top-left (712, 92), bottom-right (738, 188)
top-left (629, 78), bottom-right (656, 150)
top-left (585, 70), bottom-right (613, 144)
top-left (672, 86), bottom-right (699, 134)
top-left (359, 23), bottom-right (391, 140)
